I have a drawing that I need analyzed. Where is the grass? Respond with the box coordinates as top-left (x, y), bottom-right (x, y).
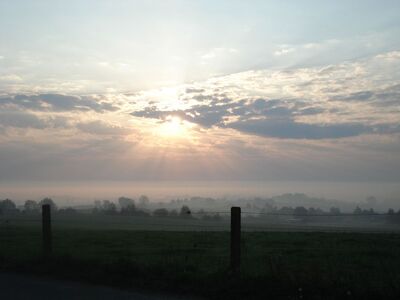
top-left (1, 215), bottom-right (400, 299)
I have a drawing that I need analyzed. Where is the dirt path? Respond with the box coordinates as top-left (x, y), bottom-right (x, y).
top-left (0, 272), bottom-right (198, 300)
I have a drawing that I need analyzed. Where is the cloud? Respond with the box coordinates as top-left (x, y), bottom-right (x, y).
top-left (77, 120), bottom-right (130, 136)
top-left (132, 97), bottom-right (333, 138)
top-left (274, 47), bottom-right (296, 56)
top-left (0, 94), bottom-right (119, 112)
top-left (0, 110), bottom-right (73, 130)
top-left (131, 50), bottom-right (400, 140)
top-left (0, 74), bottom-right (23, 82)
top-left (1, 51), bottom-right (400, 182)
top-left (0, 111), bottom-right (47, 129)
top-left (330, 84), bottom-right (400, 107)
top-left (228, 119), bottom-right (369, 139)
top-left (131, 96), bottom-right (400, 139)
top-left (185, 88), bottom-right (205, 94)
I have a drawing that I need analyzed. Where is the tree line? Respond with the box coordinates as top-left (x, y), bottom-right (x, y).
top-left (2, 197), bottom-right (400, 223)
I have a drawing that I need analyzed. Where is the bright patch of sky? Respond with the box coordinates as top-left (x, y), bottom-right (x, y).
top-left (1, 1), bottom-right (400, 92)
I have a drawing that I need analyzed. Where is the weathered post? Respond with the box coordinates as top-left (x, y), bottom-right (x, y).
top-left (230, 206), bottom-right (241, 274)
top-left (42, 204), bottom-right (52, 257)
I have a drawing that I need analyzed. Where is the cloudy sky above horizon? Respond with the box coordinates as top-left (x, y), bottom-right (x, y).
top-left (1, 1), bottom-right (400, 184)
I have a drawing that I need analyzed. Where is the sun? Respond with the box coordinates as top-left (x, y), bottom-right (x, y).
top-left (157, 116), bottom-right (187, 138)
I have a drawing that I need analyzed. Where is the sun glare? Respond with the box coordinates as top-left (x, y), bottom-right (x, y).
top-left (157, 116), bottom-right (187, 138)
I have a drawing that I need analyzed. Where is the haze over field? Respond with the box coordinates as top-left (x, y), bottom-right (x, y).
top-left (0, 1), bottom-right (399, 203)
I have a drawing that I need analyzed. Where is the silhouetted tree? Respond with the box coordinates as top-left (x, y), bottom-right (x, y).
top-left (353, 206), bottom-right (362, 215)
top-left (0, 199), bottom-right (17, 214)
top-left (360, 208), bottom-right (375, 215)
top-left (388, 208), bottom-right (395, 215)
top-left (138, 195), bottom-right (149, 208)
top-left (118, 197), bottom-right (135, 209)
top-left (329, 207), bottom-right (341, 215)
top-left (24, 200), bottom-right (39, 213)
top-left (308, 207), bottom-right (317, 215)
top-left (39, 198), bottom-right (57, 211)
top-left (92, 200), bottom-right (102, 214)
top-left (279, 206), bottom-right (294, 215)
top-left (102, 200), bottom-right (117, 215)
top-left (294, 206), bottom-right (308, 216)
top-left (180, 205), bottom-right (191, 218)
top-left (118, 197), bottom-right (136, 215)
top-left (153, 208), bottom-right (169, 217)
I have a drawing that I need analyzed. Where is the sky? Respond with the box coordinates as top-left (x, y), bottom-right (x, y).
top-left (0, 1), bottom-right (400, 199)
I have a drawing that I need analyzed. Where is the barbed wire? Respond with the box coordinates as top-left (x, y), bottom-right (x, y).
top-left (241, 211), bottom-right (393, 217)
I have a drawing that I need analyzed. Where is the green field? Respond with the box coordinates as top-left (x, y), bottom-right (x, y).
top-left (1, 215), bottom-right (400, 299)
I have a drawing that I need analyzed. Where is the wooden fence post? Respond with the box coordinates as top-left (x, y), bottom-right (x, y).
top-left (42, 204), bottom-right (52, 257)
top-left (230, 206), bottom-right (241, 274)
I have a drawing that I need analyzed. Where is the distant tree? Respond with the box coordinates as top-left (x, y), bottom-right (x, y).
top-left (121, 205), bottom-right (137, 215)
top-left (24, 200), bottom-right (39, 213)
top-left (388, 208), bottom-right (395, 215)
top-left (329, 207), bottom-right (341, 215)
top-left (102, 200), bottom-right (117, 215)
top-left (294, 206), bottom-right (308, 216)
top-left (118, 197), bottom-right (135, 209)
top-left (279, 206), bottom-right (294, 215)
top-left (118, 197), bottom-right (136, 215)
top-left (94, 200), bottom-right (102, 208)
top-left (153, 208), bottom-right (169, 217)
top-left (308, 207), bottom-right (317, 215)
top-left (180, 205), bottom-right (192, 218)
top-left (263, 202), bottom-right (275, 213)
top-left (353, 206), bottom-right (362, 215)
top-left (360, 208), bottom-right (375, 215)
top-left (0, 199), bottom-right (17, 214)
top-left (92, 200), bottom-right (102, 214)
top-left (39, 198), bottom-right (57, 211)
top-left (138, 195), bottom-right (149, 208)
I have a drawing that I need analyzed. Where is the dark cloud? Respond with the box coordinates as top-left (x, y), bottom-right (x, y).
top-left (0, 110), bottom-right (72, 130)
top-left (333, 91), bottom-right (374, 102)
top-left (0, 111), bottom-right (47, 129)
top-left (0, 94), bottom-right (119, 112)
top-left (131, 90), bottom-right (400, 139)
top-left (296, 107), bottom-right (325, 115)
top-left (330, 84), bottom-right (400, 107)
top-left (131, 97), bottom-right (336, 138)
top-left (191, 94), bottom-right (215, 102)
top-left (227, 119), bottom-right (369, 139)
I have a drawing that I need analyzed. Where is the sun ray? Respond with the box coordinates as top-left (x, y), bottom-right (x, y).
top-left (156, 116), bottom-right (192, 138)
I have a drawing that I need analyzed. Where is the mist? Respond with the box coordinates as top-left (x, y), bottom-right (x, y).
top-left (1, 180), bottom-right (399, 208)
